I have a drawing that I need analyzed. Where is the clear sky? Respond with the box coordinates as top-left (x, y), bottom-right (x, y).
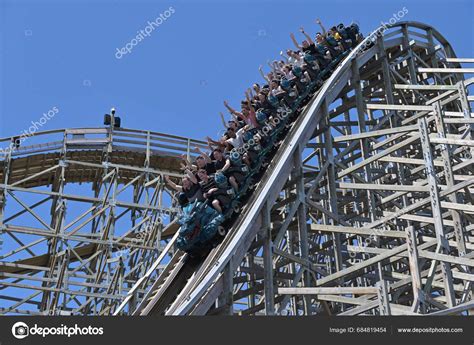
top-left (1, 0), bottom-right (473, 142)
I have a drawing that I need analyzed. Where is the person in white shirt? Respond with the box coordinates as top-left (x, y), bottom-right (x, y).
top-left (226, 125), bottom-right (248, 149)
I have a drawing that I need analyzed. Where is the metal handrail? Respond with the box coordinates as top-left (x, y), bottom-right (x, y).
top-left (0, 126), bottom-right (208, 160)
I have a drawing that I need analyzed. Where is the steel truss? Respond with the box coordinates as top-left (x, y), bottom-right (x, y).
top-left (1, 21), bottom-right (474, 316)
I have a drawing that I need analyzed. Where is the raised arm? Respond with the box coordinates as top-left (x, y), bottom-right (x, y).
top-left (224, 100), bottom-right (246, 122)
top-left (194, 146), bottom-right (212, 163)
top-left (208, 136), bottom-right (228, 152)
top-left (247, 88), bottom-right (254, 99)
top-left (230, 112), bottom-right (240, 123)
top-left (252, 83), bottom-right (261, 94)
top-left (290, 32), bottom-right (302, 50)
top-left (179, 154), bottom-right (193, 169)
top-left (245, 89), bottom-right (252, 104)
top-left (207, 136), bottom-right (221, 147)
top-left (259, 65), bottom-right (269, 82)
top-left (300, 27), bottom-right (314, 44)
top-left (223, 100), bottom-right (235, 114)
top-left (315, 18), bottom-right (326, 35)
top-left (164, 175), bottom-right (183, 192)
top-left (267, 60), bottom-right (275, 72)
top-left (219, 111), bottom-right (228, 128)
top-left (185, 169), bottom-right (198, 184)
top-left (205, 137), bottom-right (214, 151)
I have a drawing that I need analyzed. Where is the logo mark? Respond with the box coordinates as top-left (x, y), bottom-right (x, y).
top-left (12, 322), bottom-right (29, 339)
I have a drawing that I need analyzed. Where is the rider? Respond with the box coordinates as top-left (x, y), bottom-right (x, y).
top-left (196, 169), bottom-right (231, 214)
top-left (219, 151), bottom-right (247, 191)
top-left (164, 173), bottom-right (204, 206)
top-left (290, 30), bottom-right (329, 68)
top-left (211, 148), bottom-right (227, 171)
top-left (314, 19), bottom-right (341, 57)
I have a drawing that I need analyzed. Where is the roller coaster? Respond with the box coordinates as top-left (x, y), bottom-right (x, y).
top-left (1, 21), bottom-right (474, 316)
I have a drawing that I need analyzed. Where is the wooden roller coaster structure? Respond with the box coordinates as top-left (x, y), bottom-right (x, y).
top-left (1, 21), bottom-right (474, 316)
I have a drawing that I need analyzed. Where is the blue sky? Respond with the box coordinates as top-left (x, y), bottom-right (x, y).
top-left (1, 0), bottom-right (473, 142)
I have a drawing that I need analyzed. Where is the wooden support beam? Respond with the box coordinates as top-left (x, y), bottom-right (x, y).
top-left (278, 287), bottom-right (378, 295)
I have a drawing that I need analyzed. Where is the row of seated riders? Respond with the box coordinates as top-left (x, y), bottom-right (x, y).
top-left (164, 21), bottom-right (363, 251)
